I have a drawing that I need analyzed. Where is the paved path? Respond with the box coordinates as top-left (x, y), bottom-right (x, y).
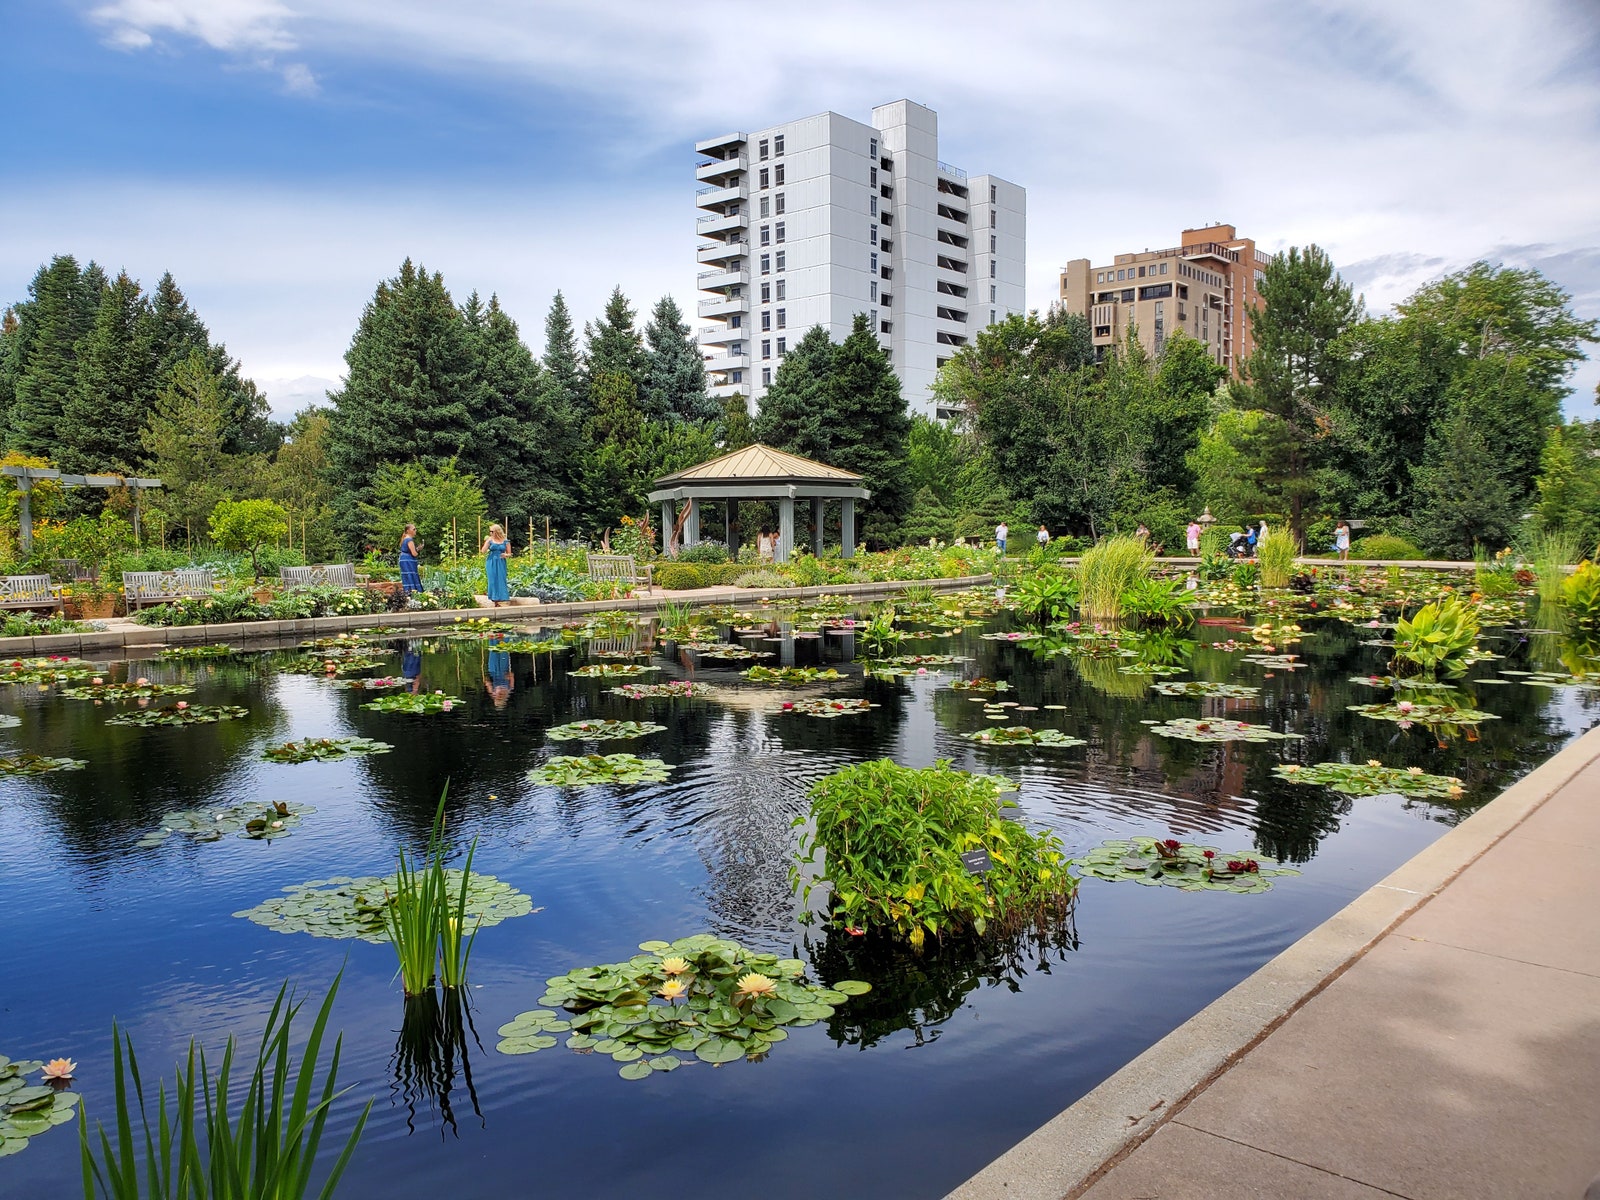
top-left (1075, 757), bottom-right (1600, 1199)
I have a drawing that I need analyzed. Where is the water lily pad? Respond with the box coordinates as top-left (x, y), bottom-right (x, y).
top-left (528, 754), bottom-right (673, 787)
top-left (739, 666), bottom-right (844, 686)
top-left (0, 753), bottom-right (85, 776)
top-left (1347, 701), bottom-right (1499, 726)
top-left (361, 692), bottom-right (461, 715)
top-left (1150, 681), bottom-right (1261, 699)
top-left (58, 681), bottom-right (196, 701)
top-left (106, 705), bottom-right (249, 727)
top-left (1274, 761), bottom-right (1464, 799)
top-left (137, 800), bottom-right (315, 847)
top-left (0, 1056), bottom-right (76, 1157)
top-left (784, 697), bottom-right (877, 717)
top-left (571, 664), bottom-right (660, 678)
top-left (963, 725), bottom-right (1086, 747)
top-left (262, 737), bottom-right (391, 764)
top-left (155, 644), bottom-right (233, 660)
top-left (1147, 717), bottom-right (1301, 743)
top-left (1074, 837), bottom-right (1299, 893)
top-left (545, 719), bottom-right (666, 742)
top-left (234, 871), bottom-right (534, 942)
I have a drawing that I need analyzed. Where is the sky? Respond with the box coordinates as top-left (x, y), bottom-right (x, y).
top-left (3, 0), bottom-right (1599, 419)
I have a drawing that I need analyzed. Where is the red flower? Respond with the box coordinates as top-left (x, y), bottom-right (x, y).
top-left (1227, 860), bottom-right (1246, 872)
top-left (1161, 838), bottom-right (1181, 852)
top-left (1202, 850), bottom-right (1215, 860)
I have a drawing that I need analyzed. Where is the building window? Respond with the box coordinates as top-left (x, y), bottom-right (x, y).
top-left (775, 222), bottom-right (785, 243)
top-left (731, 341), bottom-right (742, 355)
top-left (991, 309), bottom-right (996, 324)
top-left (760, 254), bottom-right (770, 275)
top-left (870, 280), bottom-right (877, 301)
top-left (729, 314), bottom-right (742, 328)
top-left (869, 136), bottom-right (877, 158)
top-left (775, 251), bottom-right (786, 270)
top-left (1117, 269), bottom-right (1125, 280)
top-left (1160, 262), bottom-right (1168, 275)
top-left (731, 370), bottom-right (742, 383)
top-left (758, 138), bottom-right (769, 161)
top-left (759, 167), bottom-right (769, 189)
top-left (762, 367), bottom-right (772, 386)
top-left (776, 308), bottom-right (786, 329)
top-left (759, 196), bottom-right (770, 218)
top-left (761, 311), bottom-right (770, 331)
top-left (870, 225), bottom-right (878, 246)
top-left (1121, 288), bottom-right (1135, 302)
top-left (870, 166), bottom-right (878, 186)
top-left (990, 234), bottom-right (997, 253)
top-left (990, 284), bottom-right (997, 302)
top-left (989, 261), bottom-right (996, 278)
top-left (870, 251), bottom-right (878, 273)
top-left (1177, 284), bottom-right (1188, 299)
top-left (870, 195), bottom-right (877, 216)
top-left (761, 339), bottom-right (771, 359)
top-left (881, 320), bottom-right (892, 334)
top-left (773, 134), bottom-right (784, 156)
top-left (775, 193), bottom-right (785, 215)
top-left (775, 279), bottom-right (786, 301)
top-left (989, 183), bottom-right (997, 202)
top-left (760, 282), bottom-right (770, 303)
top-left (1138, 283), bottom-right (1172, 300)
top-left (759, 225), bottom-right (770, 246)
top-left (776, 337), bottom-right (786, 356)
top-left (774, 164), bottom-right (784, 185)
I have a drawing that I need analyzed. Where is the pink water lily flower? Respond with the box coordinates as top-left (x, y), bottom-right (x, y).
top-left (91, 677), bottom-right (103, 686)
top-left (175, 701), bottom-right (189, 710)
top-left (916, 667), bottom-right (928, 675)
top-left (440, 699), bottom-right (454, 711)
top-left (135, 677), bottom-right (149, 686)
top-left (1397, 700), bottom-right (1414, 713)
top-left (41, 1058), bottom-right (75, 1081)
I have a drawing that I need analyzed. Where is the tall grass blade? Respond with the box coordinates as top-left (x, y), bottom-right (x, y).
top-left (1078, 534), bottom-right (1154, 622)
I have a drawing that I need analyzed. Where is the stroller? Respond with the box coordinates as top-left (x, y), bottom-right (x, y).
top-left (1225, 530), bottom-right (1255, 559)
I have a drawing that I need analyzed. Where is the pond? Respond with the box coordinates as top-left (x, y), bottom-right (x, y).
top-left (1, 596), bottom-right (1594, 1198)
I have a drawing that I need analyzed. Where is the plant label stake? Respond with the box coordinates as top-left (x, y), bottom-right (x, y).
top-left (960, 849), bottom-right (993, 875)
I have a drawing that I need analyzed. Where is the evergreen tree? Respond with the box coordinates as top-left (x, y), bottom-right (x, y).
top-left (581, 369), bottom-right (647, 534)
top-left (63, 270), bottom-right (154, 476)
top-left (822, 313), bottom-right (913, 529)
top-left (1412, 406), bottom-right (1518, 559)
top-left (9, 256), bottom-right (106, 457)
top-left (262, 407), bottom-right (341, 561)
top-left (641, 295), bottom-right (713, 422)
top-left (325, 260), bottom-right (480, 546)
top-left (583, 286), bottom-right (648, 394)
top-left (0, 309), bottom-right (22, 435)
top-left (721, 394), bottom-right (755, 452)
top-left (540, 291), bottom-right (586, 417)
top-left (140, 350), bottom-right (246, 536)
top-left (752, 325), bottom-right (834, 458)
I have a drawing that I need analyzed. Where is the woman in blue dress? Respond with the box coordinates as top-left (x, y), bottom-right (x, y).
top-left (482, 523), bottom-right (511, 606)
top-left (399, 524), bottom-right (423, 595)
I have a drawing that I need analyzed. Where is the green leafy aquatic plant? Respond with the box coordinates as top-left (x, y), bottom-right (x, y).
top-left (545, 719), bottom-right (666, 741)
top-left (609, 680), bottom-right (711, 699)
top-left (962, 725), bottom-right (1086, 748)
top-left (499, 935), bottom-right (871, 1078)
top-left (1347, 700), bottom-right (1499, 726)
top-left (1078, 534), bottom-right (1154, 623)
top-left (948, 677), bottom-right (1010, 692)
top-left (105, 704), bottom-right (249, 727)
top-left (782, 697), bottom-right (876, 717)
top-left (0, 657), bottom-right (99, 686)
top-left (570, 663), bottom-right (660, 678)
top-left (1561, 560), bottom-right (1600, 630)
top-left (1009, 571), bottom-right (1076, 626)
top-left (1120, 576), bottom-right (1193, 627)
top-left (383, 796), bottom-right (483, 994)
top-left (527, 754), bottom-right (673, 787)
top-left (739, 665), bottom-right (844, 686)
top-left (0, 1054), bottom-right (79, 1157)
top-left (361, 692), bottom-right (461, 714)
top-left (135, 800), bottom-right (316, 848)
top-left (1392, 598), bottom-right (1480, 679)
top-left (1525, 526), bottom-right (1581, 605)
top-left (234, 872), bottom-right (532, 944)
top-left (1145, 717), bottom-right (1302, 743)
top-left (327, 676), bottom-right (408, 691)
top-left (1074, 837), bottom-right (1299, 894)
top-left (280, 654), bottom-right (389, 677)
top-left (795, 759), bottom-right (1076, 946)
top-left (492, 638), bottom-right (565, 654)
top-left (154, 644), bottom-right (235, 660)
top-left (1274, 761), bottom-right (1465, 799)
top-left (58, 679), bottom-right (198, 701)
top-left (262, 738), bottom-right (392, 764)
top-left (857, 605), bottom-right (905, 655)
top-left (79, 974), bottom-right (371, 1200)
top-left (1150, 681), bottom-right (1261, 699)
top-left (0, 752), bottom-right (87, 776)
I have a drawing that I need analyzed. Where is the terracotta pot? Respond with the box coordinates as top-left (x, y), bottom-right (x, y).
top-left (370, 581), bottom-right (400, 598)
top-left (253, 587), bottom-right (276, 604)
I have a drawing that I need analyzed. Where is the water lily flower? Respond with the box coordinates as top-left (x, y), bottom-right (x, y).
top-left (441, 700), bottom-right (453, 711)
top-left (270, 820), bottom-right (284, 829)
top-left (1406, 766), bottom-right (1424, 776)
top-left (1397, 701), bottom-right (1414, 713)
top-left (176, 701), bottom-right (189, 710)
top-left (91, 677), bottom-right (103, 686)
top-left (1284, 764), bottom-right (1301, 773)
top-left (658, 978), bottom-right (689, 1002)
top-left (660, 956), bottom-right (690, 975)
top-left (1447, 784), bottom-right (1464, 797)
top-left (916, 667), bottom-right (928, 675)
top-left (781, 701), bottom-right (794, 711)
top-left (1397, 719), bottom-right (1414, 730)
top-left (135, 677), bottom-right (149, 686)
top-left (1367, 759), bottom-right (1382, 768)
top-left (1202, 849), bottom-right (1215, 859)
top-left (40, 1058), bottom-right (75, 1081)
top-left (735, 972), bottom-right (778, 999)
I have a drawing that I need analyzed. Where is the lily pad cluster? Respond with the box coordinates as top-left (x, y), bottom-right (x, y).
top-left (610, 680), bottom-right (707, 700)
top-left (441, 618), bottom-right (528, 640)
top-left (155, 644), bottom-right (234, 660)
top-left (1274, 761), bottom-right (1465, 799)
top-left (0, 752), bottom-right (85, 776)
top-left (782, 697), bottom-right (876, 717)
top-left (497, 935), bottom-right (870, 1078)
top-left (545, 719), bottom-right (666, 742)
top-left (493, 639), bottom-right (565, 654)
top-left (135, 800), bottom-right (316, 847)
top-left (362, 692), bottom-right (460, 714)
top-left (948, 677), bottom-right (1010, 692)
top-left (1150, 681), bottom-right (1261, 699)
top-left (0, 1056), bottom-right (79, 1157)
top-left (0, 658), bottom-right (98, 685)
top-left (1347, 701), bottom-right (1499, 726)
top-left (686, 645), bottom-right (765, 660)
top-left (571, 664), bottom-right (660, 678)
top-left (234, 871), bottom-right (533, 942)
top-left (58, 681), bottom-right (196, 701)
top-left (1075, 837), bottom-right (1299, 894)
top-left (875, 654), bottom-right (971, 666)
top-left (739, 666), bottom-right (843, 686)
top-left (1145, 717), bottom-right (1302, 743)
top-left (528, 754), bottom-right (673, 787)
top-left (106, 704), bottom-right (249, 727)
top-left (328, 676), bottom-right (408, 690)
top-left (280, 654), bottom-right (389, 677)
top-left (963, 725), bottom-right (1085, 748)
top-left (262, 737), bottom-right (393, 763)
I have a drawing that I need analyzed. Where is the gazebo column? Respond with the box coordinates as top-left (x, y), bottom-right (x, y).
top-left (725, 500), bottom-right (736, 549)
top-left (684, 498), bottom-right (700, 548)
top-left (841, 499), bottom-right (856, 559)
top-left (812, 497), bottom-right (825, 555)
top-left (660, 501), bottom-right (673, 555)
top-left (777, 498), bottom-right (795, 563)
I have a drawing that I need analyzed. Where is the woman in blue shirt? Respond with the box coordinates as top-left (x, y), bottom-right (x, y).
top-left (482, 523), bottom-right (511, 606)
top-left (399, 524), bottom-right (423, 595)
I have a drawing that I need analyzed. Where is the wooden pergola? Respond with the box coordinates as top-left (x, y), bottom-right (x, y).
top-left (648, 444), bottom-right (870, 562)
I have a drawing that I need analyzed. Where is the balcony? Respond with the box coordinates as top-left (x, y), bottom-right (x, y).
top-left (703, 352), bottom-right (750, 375)
top-left (697, 294), bottom-right (749, 318)
top-left (696, 155), bottom-right (747, 184)
top-left (697, 267), bottom-right (746, 291)
top-left (1181, 241), bottom-right (1242, 264)
top-left (936, 255), bottom-right (968, 274)
top-left (696, 210), bottom-right (748, 236)
top-left (708, 382), bottom-right (748, 400)
top-left (698, 324), bottom-right (744, 346)
top-left (697, 239), bottom-right (748, 264)
top-left (695, 131), bottom-right (746, 156)
top-left (695, 182), bottom-right (746, 211)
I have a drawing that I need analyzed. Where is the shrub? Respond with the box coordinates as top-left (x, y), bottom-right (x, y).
top-left (655, 563), bottom-right (706, 591)
top-left (209, 499), bottom-right (290, 580)
top-left (1256, 528), bottom-right (1300, 589)
top-left (794, 759), bottom-right (1076, 947)
top-left (1563, 560), bottom-right (1600, 629)
top-left (1120, 576), bottom-right (1192, 626)
top-left (1350, 534), bottom-right (1426, 561)
top-left (1011, 570), bottom-right (1077, 626)
top-left (731, 569), bottom-right (788, 589)
top-left (133, 591), bottom-right (266, 627)
top-left (1392, 597), bottom-right (1480, 678)
top-left (677, 540), bottom-right (730, 564)
top-left (1078, 534), bottom-right (1154, 622)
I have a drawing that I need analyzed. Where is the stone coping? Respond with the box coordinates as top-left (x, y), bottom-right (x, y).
top-left (0, 575), bottom-right (993, 659)
top-left (944, 718), bottom-right (1600, 1200)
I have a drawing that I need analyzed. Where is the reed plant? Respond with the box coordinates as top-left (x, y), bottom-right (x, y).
top-left (79, 975), bottom-right (369, 1200)
top-left (1078, 534), bottom-right (1153, 622)
top-left (1256, 528), bottom-right (1300, 589)
top-left (653, 600), bottom-right (695, 637)
top-left (897, 582), bottom-right (936, 607)
top-left (383, 794), bottom-right (480, 995)
top-left (1523, 527), bottom-right (1582, 606)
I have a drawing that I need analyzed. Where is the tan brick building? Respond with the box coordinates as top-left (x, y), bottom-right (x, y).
top-left (1059, 224), bottom-right (1268, 377)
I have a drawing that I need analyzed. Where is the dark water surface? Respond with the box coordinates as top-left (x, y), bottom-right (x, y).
top-left (1, 609), bottom-right (1593, 1199)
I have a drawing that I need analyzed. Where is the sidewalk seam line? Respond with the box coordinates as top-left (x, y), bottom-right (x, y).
top-left (1400, 936), bottom-right (1600, 980)
top-left (1169, 1120), bottom-right (1416, 1198)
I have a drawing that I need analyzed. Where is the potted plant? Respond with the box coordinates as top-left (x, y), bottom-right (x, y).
top-left (64, 576), bottom-right (117, 620)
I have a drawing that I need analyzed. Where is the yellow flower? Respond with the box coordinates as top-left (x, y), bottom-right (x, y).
top-left (1448, 784), bottom-right (1464, 797)
top-left (1367, 759), bottom-right (1383, 768)
top-left (1283, 764), bottom-right (1301, 774)
top-left (734, 972), bottom-right (777, 999)
top-left (660, 956), bottom-right (690, 975)
top-left (658, 979), bottom-right (689, 1001)
top-left (1406, 766), bottom-right (1424, 776)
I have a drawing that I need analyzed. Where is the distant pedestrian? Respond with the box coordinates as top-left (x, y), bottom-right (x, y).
top-left (481, 523), bottom-right (511, 606)
top-left (1135, 523), bottom-right (1149, 542)
top-left (995, 522), bottom-right (1008, 554)
top-left (1036, 524), bottom-right (1049, 547)
top-left (1335, 520), bottom-right (1351, 563)
top-left (1257, 517), bottom-right (1270, 543)
top-left (399, 524), bottom-right (423, 595)
top-left (1186, 519), bottom-right (1202, 555)
top-left (1246, 523), bottom-right (1259, 554)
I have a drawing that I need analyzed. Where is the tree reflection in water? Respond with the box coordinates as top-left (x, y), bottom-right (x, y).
top-left (389, 987), bottom-right (484, 1138)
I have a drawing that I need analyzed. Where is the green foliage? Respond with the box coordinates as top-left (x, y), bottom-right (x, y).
top-left (0, 1054), bottom-right (79, 1156)
top-left (653, 563), bottom-right (705, 591)
top-left (1010, 570), bottom-right (1077, 626)
top-left (527, 754), bottom-right (672, 786)
top-left (1274, 761), bottom-right (1464, 798)
top-left (131, 591), bottom-right (265, 626)
top-left (105, 705), bottom-right (250, 727)
top-left (1256, 527), bottom-right (1300, 588)
top-left (233, 872), bottom-right (531, 943)
top-left (358, 458), bottom-right (487, 562)
top-left (0, 752), bottom-right (86, 776)
top-left (1148, 717), bottom-right (1302, 742)
top-left (208, 498), bottom-right (289, 579)
top-left (1349, 534), bottom-right (1425, 561)
top-left (962, 725), bottom-right (1085, 748)
top-left (362, 691), bottom-right (460, 714)
top-left (1524, 526), bottom-right (1582, 604)
top-left (7, 255), bottom-right (106, 458)
top-left (1562, 560), bottom-right (1600, 629)
top-left (857, 605), bottom-right (905, 654)
top-left (1392, 598), bottom-right (1480, 677)
top-left (134, 800), bottom-right (316, 847)
top-left (1078, 533), bottom-right (1153, 621)
top-left (583, 286), bottom-right (649, 393)
top-left (1410, 404), bottom-right (1520, 558)
top-left (641, 295), bottom-right (713, 422)
top-left (795, 759), bottom-right (1076, 945)
top-left (261, 738), bottom-right (391, 764)
top-left (1075, 837), bottom-right (1299, 894)
top-left (545, 719), bottom-right (665, 741)
top-left (141, 351), bottom-right (254, 535)
top-left (78, 975), bottom-right (370, 1200)
top-left (1119, 575), bottom-right (1191, 626)
top-left (383, 795), bottom-right (482, 993)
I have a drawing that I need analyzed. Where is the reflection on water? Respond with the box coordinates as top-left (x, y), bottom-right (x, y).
top-left (0, 607), bottom-right (1596, 1199)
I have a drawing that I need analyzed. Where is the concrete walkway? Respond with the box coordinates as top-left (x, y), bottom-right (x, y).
top-left (952, 724), bottom-right (1600, 1200)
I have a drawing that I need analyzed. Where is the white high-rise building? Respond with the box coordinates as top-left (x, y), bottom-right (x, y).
top-left (694, 99), bottom-right (1024, 420)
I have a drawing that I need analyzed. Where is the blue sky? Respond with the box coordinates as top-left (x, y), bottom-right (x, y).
top-left (4, 0), bottom-right (1599, 417)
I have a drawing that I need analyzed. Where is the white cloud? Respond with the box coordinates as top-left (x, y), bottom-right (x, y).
top-left (90, 0), bottom-right (299, 53)
top-left (279, 61), bottom-right (317, 95)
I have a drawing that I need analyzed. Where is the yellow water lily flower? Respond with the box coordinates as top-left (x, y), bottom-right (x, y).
top-left (734, 972), bottom-right (777, 999)
top-left (1283, 764), bottom-right (1301, 774)
top-left (658, 979), bottom-right (689, 1001)
top-left (1406, 766), bottom-right (1424, 776)
top-left (1367, 759), bottom-right (1383, 768)
top-left (660, 956), bottom-right (690, 975)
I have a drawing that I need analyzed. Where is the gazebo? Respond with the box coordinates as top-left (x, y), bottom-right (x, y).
top-left (648, 444), bottom-right (870, 562)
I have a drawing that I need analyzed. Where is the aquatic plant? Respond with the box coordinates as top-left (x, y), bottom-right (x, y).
top-left (105, 705), bottom-right (250, 727)
top-left (609, 680), bottom-right (709, 700)
top-left (1145, 717), bottom-right (1302, 743)
top-left (1009, 571), bottom-right (1076, 626)
top-left (857, 605), bottom-right (905, 655)
top-left (1256, 527), bottom-right (1299, 589)
top-left (783, 697), bottom-right (876, 717)
top-left (795, 759), bottom-right (1076, 946)
top-left (527, 754), bottom-right (673, 787)
top-left (1348, 700), bottom-right (1499, 726)
top-left (262, 738), bottom-right (392, 764)
top-left (653, 599), bottom-right (697, 636)
top-left (687, 644), bottom-right (765, 660)
top-left (234, 872), bottom-right (531, 944)
top-left (0, 1054), bottom-right (79, 1157)
top-left (1150, 681), bottom-right (1261, 699)
top-left (135, 800), bottom-right (315, 848)
top-left (962, 726), bottom-right (1086, 748)
top-left (279, 655), bottom-right (389, 677)
top-left (1074, 837), bottom-right (1299, 893)
top-left (79, 975), bottom-right (370, 1200)
top-left (58, 681), bottom-right (197, 701)
top-left (1524, 526), bottom-right (1581, 605)
top-left (1391, 598), bottom-right (1480, 679)
top-left (154, 644), bottom-right (234, 660)
top-left (384, 797), bottom-right (482, 994)
top-left (0, 657), bottom-right (99, 686)
top-left (1273, 761), bottom-right (1464, 799)
top-left (740, 665), bottom-right (844, 686)
top-left (1561, 560), bottom-right (1600, 629)
top-left (545, 719), bottom-right (666, 741)
top-left (948, 677), bottom-right (1010, 692)
top-left (0, 753), bottom-right (86, 776)
top-left (570, 664), bottom-right (660, 678)
top-left (1119, 576), bottom-right (1192, 627)
top-left (498, 935), bottom-right (870, 1078)
top-left (1078, 535), bottom-right (1153, 622)
top-left (897, 582), bottom-right (937, 607)
top-left (361, 692), bottom-right (460, 714)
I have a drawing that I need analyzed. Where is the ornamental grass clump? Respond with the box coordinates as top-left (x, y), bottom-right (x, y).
top-left (1256, 527), bottom-right (1300, 589)
top-left (1078, 534), bottom-right (1153, 623)
top-left (794, 759), bottom-right (1076, 947)
top-left (1525, 527), bottom-right (1582, 605)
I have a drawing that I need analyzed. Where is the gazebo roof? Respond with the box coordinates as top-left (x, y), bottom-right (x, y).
top-left (653, 443), bottom-right (864, 488)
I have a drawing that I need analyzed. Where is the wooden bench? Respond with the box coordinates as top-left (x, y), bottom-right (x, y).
top-left (280, 564), bottom-right (357, 590)
top-left (0, 575), bottom-right (63, 614)
top-left (586, 553), bottom-right (653, 592)
top-left (122, 569), bottom-right (215, 612)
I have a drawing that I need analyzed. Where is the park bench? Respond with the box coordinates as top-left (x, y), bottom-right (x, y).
top-left (0, 575), bottom-right (63, 614)
top-left (52, 558), bottom-right (99, 582)
top-left (280, 564), bottom-right (358, 590)
top-left (586, 553), bottom-right (653, 592)
top-left (122, 569), bottom-right (215, 612)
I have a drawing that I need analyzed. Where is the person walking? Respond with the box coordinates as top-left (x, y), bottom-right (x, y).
top-left (995, 521), bottom-right (1008, 555)
top-left (1246, 522), bottom-right (1260, 555)
top-left (1335, 520), bottom-right (1351, 563)
top-left (1186, 519), bottom-right (1202, 556)
top-left (1036, 524), bottom-right (1049, 548)
top-left (482, 523), bottom-right (511, 606)
top-left (1135, 523), bottom-right (1150, 542)
top-left (398, 524), bottom-right (423, 596)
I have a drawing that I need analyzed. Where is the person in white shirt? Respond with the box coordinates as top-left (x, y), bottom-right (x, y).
top-left (1036, 524), bottom-right (1049, 547)
top-left (995, 523), bottom-right (1008, 554)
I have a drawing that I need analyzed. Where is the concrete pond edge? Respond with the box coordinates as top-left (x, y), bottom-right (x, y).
top-left (945, 718), bottom-right (1600, 1200)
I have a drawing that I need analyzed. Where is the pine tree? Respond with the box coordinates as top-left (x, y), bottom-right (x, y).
top-left (325, 260), bottom-right (481, 545)
top-left (583, 287), bottom-right (648, 394)
top-left (63, 270), bottom-right (154, 476)
top-left (752, 325), bottom-right (834, 458)
top-left (1412, 406), bottom-right (1518, 558)
top-left (721, 394), bottom-right (755, 452)
top-left (140, 350), bottom-right (244, 535)
top-left (0, 309), bottom-right (22, 434)
top-left (582, 369), bottom-right (646, 534)
top-left (821, 314), bottom-right (914, 527)
top-left (539, 291), bottom-right (587, 531)
top-left (641, 295), bottom-right (713, 422)
top-left (9, 256), bottom-right (106, 457)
